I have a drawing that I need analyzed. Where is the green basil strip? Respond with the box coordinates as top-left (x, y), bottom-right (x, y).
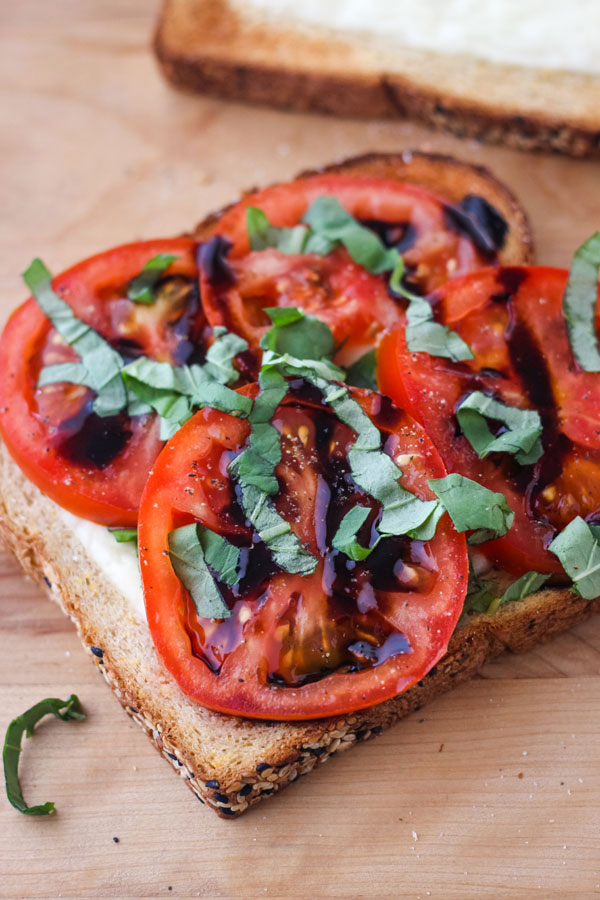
top-left (260, 307), bottom-right (336, 362)
top-left (332, 506), bottom-right (378, 561)
top-left (246, 207), bottom-right (332, 255)
top-left (122, 329), bottom-right (251, 439)
top-left (228, 366), bottom-right (317, 574)
top-left (127, 253), bottom-right (179, 305)
top-left (168, 523), bottom-right (240, 619)
top-left (24, 259), bottom-right (127, 417)
top-left (548, 516), bottom-right (600, 599)
top-left (345, 349), bottom-right (378, 391)
top-left (429, 473), bottom-right (514, 545)
top-left (3, 695), bottom-right (85, 816)
top-left (405, 295), bottom-right (474, 362)
top-left (486, 571), bottom-right (551, 615)
top-left (456, 391), bottom-right (543, 465)
top-left (109, 528), bottom-right (138, 543)
top-left (562, 232), bottom-right (600, 371)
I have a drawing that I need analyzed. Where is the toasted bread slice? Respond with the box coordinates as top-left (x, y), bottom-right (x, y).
top-left (0, 154), bottom-right (538, 816)
top-left (2, 444), bottom-right (595, 818)
top-left (154, 0), bottom-right (600, 157)
top-left (191, 151), bottom-right (534, 264)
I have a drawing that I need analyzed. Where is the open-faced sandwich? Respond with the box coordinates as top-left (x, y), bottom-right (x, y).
top-left (3, 152), bottom-right (599, 818)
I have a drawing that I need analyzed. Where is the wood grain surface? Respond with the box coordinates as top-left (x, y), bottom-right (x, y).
top-left (1, 3), bottom-right (600, 898)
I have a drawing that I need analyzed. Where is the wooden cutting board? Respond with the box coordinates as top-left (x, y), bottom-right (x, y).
top-left (1, 3), bottom-right (600, 898)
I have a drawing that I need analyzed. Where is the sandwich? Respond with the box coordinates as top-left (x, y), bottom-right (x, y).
top-left (5, 151), bottom-right (597, 819)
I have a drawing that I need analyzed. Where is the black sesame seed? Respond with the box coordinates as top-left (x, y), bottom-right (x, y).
top-left (206, 779), bottom-right (220, 789)
top-left (239, 784), bottom-right (253, 797)
top-left (311, 746), bottom-right (327, 757)
top-left (256, 762), bottom-right (271, 774)
top-left (113, 837), bottom-right (119, 843)
top-left (90, 646), bottom-right (104, 658)
top-left (220, 806), bottom-right (236, 816)
top-left (371, 726), bottom-right (382, 735)
top-left (213, 792), bottom-right (229, 803)
top-left (43, 576), bottom-right (52, 588)
top-left (167, 752), bottom-right (178, 761)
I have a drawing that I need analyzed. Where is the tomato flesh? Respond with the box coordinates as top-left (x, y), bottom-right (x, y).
top-left (200, 174), bottom-right (502, 361)
top-left (138, 382), bottom-right (468, 720)
top-left (378, 266), bottom-right (600, 577)
top-left (0, 239), bottom-right (211, 526)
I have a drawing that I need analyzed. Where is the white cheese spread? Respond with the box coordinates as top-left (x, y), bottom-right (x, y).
top-left (237, 0), bottom-right (600, 75)
top-left (56, 505), bottom-right (146, 621)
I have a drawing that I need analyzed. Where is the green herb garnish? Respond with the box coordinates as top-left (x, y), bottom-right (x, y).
top-left (456, 391), bottom-right (543, 465)
top-left (548, 516), bottom-right (600, 599)
top-left (3, 694), bottom-right (85, 816)
top-left (562, 232), bottom-right (600, 371)
top-left (332, 506), bottom-right (377, 561)
top-left (429, 473), bottom-right (514, 544)
top-left (345, 349), bottom-right (378, 391)
top-left (127, 253), bottom-right (179, 305)
top-left (404, 295), bottom-right (474, 362)
top-left (109, 528), bottom-right (137, 543)
top-left (485, 570), bottom-right (551, 615)
top-left (168, 523), bottom-right (241, 619)
top-left (25, 259), bottom-right (127, 417)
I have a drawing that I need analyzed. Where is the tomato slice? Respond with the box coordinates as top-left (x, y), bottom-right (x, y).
top-left (200, 174), bottom-right (502, 361)
top-left (138, 382), bottom-right (468, 720)
top-left (378, 266), bottom-right (600, 578)
top-left (0, 239), bottom-right (214, 527)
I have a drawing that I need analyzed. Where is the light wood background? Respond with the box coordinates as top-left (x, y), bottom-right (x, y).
top-left (2, 3), bottom-right (600, 898)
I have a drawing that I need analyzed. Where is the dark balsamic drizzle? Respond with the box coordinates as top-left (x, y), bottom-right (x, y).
top-left (59, 412), bottom-right (132, 470)
top-left (360, 219), bottom-right (418, 253)
top-left (196, 236), bottom-right (235, 287)
top-left (444, 195), bottom-right (508, 258)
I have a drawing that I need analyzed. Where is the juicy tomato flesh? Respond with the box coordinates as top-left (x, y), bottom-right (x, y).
top-left (138, 382), bottom-right (468, 720)
top-left (0, 239), bottom-right (211, 526)
top-left (200, 174), bottom-right (502, 361)
top-left (378, 266), bottom-right (600, 577)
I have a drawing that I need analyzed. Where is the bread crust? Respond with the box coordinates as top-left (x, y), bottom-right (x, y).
top-left (1, 442), bottom-right (597, 817)
top-left (153, 0), bottom-right (600, 157)
top-left (190, 150), bottom-right (534, 266)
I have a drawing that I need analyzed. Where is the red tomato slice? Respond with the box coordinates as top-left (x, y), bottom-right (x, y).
top-left (0, 239), bottom-right (210, 527)
top-left (200, 174), bottom-right (501, 361)
top-left (138, 382), bottom-right (468, 720)
top-left (378, 266), bottom-right (600, 578)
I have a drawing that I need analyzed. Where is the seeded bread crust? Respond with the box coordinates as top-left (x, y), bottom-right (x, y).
top-left (153, 0), bottom-right (600, 157)
top-left (190, 150), bottom-right (534, 266)
top-left (2, 443), bottom-right (597, 817)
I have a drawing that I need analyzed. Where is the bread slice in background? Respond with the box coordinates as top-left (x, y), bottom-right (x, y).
top-left (0, 153), bottom-right (546, 817)
top-left (154, 0), bottom-right (600, 157)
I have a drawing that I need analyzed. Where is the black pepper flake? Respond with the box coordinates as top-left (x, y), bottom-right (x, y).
top-left (256, 762), bottom-right (271, 774)
top-left (206, 779), bottom-right (220, 789)
top-left (90, 646), bottom-right (104, 658)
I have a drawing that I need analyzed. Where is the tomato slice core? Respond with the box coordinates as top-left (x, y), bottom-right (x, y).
top-left (0, 239), bottom-right (211, 526)
top-left (138, 383), bottom-right (468, 720)
top-left (378, 266), bottom-right (600, 577)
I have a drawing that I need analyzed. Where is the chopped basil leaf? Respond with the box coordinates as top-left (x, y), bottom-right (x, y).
top-left (429, 473), bottom-right (514, 544)
top-left (405, 295), bottom-right (473, 362)
top-left (168, 523), bottom-right (240, 619)
top-left (109, 528), bottom-right (137, 543)
top-left (562, 232), bottom-right (600, 371)
top-left (122, 329), bottom-right (250, 439)
top-left (548, 516), bottom-right (600, 599)
top-left (260, 307), bottom-right (336, 362)
top-left (238, 482), bottom-right (317, 575)
top-left (3, 694), bottom-right (85, 816)
top-left (332, 506), bottom-right (376, 561)
top-left (127, 253), bottom-right (178, 305)
top-left (246, 206), bottom-right (330, 255)
top-left (456, 391), bottom-right (543, 465)
top-left (486, 571), bottom-right (551, 615)
top-left (24, 259), bottom-right (127, 417)
top-left (345, 349), bottom-right (378, 391)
